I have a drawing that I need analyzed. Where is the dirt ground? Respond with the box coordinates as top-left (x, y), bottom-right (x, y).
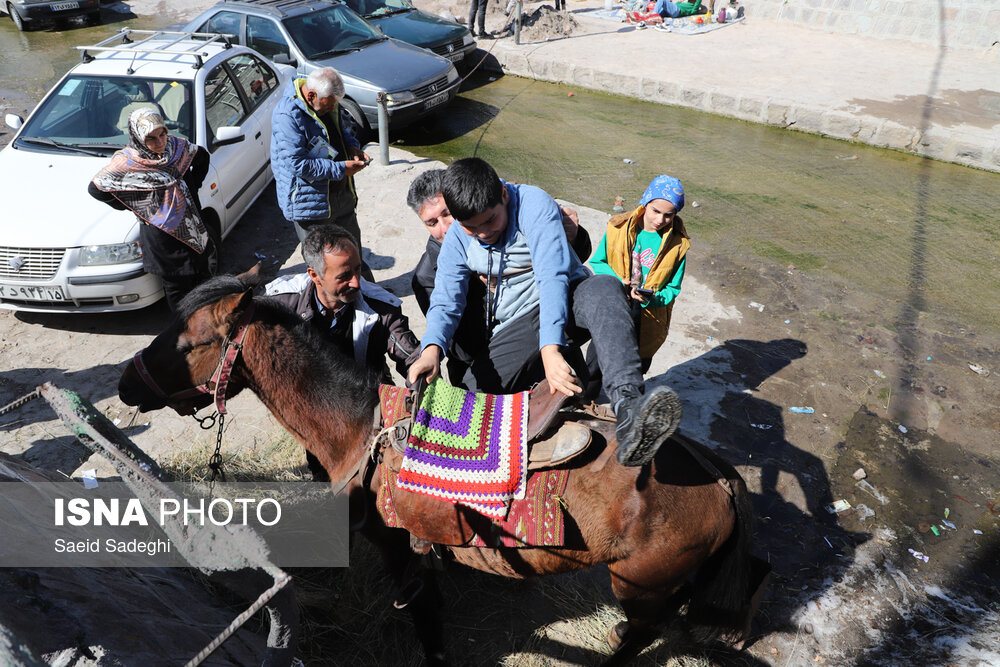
top-left (1, 1), bottom-right (999, 664)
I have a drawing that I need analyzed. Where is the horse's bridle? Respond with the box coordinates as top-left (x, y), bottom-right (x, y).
top-left (132, 303), bottom-right (256, 416)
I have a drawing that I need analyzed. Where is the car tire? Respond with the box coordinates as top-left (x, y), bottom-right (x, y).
top-left (8, 4), bottom-right (27, 31)
top-left (339, 98), bottom-right (370, 145)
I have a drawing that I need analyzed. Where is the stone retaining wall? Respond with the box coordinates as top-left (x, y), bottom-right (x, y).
top-left (746, 0), bottom-right (1000, 50)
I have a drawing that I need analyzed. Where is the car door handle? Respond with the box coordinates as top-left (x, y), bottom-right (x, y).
top-left (254, 131), bottom-right (262, 140)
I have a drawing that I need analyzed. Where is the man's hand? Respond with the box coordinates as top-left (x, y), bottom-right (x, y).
top-left (408, 345), bottom-right (441, 386)
top-left (560, 206), bottom-right (580, 243)
top-left (344, 158), bottom-right (368, 177)
top-left (540, 344), bottom-right (582, 398)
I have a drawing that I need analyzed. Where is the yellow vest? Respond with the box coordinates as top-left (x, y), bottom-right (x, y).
top-left (604, 206), bottom-right (690, 359)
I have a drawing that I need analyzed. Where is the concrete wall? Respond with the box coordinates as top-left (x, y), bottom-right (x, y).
top-left (747, 0), bottom-right (1000, 50)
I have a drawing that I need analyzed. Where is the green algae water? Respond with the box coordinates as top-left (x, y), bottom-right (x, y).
top-left (398, 73), bottom-right (1000, 332)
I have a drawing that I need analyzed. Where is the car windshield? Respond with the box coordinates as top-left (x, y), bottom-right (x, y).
top-left (341, 0), bottom-right (414, 19)
top-left (283, 5), bottom-right (386, 60)
top-left (15, 76), bottom-right (195, 153)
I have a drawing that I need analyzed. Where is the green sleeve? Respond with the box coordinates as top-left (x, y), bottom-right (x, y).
top-left (588, 233), bottom-right (621, 279)
top-left (645, 256), bottom-right (686, 308)
top-left (675, 1), bottom-right (702, 16)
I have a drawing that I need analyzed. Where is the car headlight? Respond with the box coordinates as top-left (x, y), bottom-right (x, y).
top-left (79, 241), bottom-right (143, 266)
top-left (447, 67), bottom-right (460, 84)
top-left (463, 32), bottom-right (475, 46)
top-left (385, 91), bottom-right (417, 106)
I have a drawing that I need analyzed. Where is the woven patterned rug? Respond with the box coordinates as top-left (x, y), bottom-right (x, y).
top-left (378, 384), bottom-right (410, 428)
top-left (396, 379), bottom-right (529, 518)
top-left (378, 465), bottom-right (570, 548)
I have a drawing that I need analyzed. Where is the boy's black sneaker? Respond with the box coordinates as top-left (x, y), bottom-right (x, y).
top-left (614, 385), bottom-right (682, 467)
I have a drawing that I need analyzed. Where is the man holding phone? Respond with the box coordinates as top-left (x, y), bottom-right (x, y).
top-left (589, 174), bottom-right (690, 373)
top-left (271, 67), bottom-right (371, 247)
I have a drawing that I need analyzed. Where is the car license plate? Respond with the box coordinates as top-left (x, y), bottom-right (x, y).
top-left (0, 283), bottom-right (66, 302)
top-left (423, 92), bottom-right (449, 111)
top-left (51, 1), bottom-right (79, 10)
top-left (446, 52), bottom-right (464, 62)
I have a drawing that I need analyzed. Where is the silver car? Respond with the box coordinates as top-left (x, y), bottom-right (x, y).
top-left (184, 0), bottom-right (461, 137)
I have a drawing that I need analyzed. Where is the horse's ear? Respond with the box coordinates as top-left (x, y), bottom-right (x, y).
top-left (237, 262), bottom-right (262, 288)
top-left (212, 287), bottom-right (254, 328)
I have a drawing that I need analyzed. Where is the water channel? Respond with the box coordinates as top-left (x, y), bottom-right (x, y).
top-left (402, 72), bottom-right (1000, 334)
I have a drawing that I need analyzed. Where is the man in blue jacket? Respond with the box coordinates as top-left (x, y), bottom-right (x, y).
top-left (271, 67), bottom-right (370, 247)
top-left (407, 157), bottom-right (682, 467)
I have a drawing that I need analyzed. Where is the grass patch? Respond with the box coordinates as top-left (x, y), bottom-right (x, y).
top-left (158, 431), bottom-right (309, 482)
top-left (749, 240), bottom-right (825, 271)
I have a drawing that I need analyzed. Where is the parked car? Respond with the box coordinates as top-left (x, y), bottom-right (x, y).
top-left (339, 0), bottom-right (476, 67)
top-left (183, 0), bottom-right (461, 137)
top-left (0, 29), bottom-right (293, 313)
top-left (2, 0), bottom-right (101, 31)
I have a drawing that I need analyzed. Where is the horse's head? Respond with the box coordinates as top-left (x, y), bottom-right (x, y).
top-left (119, 267), bottom-right (260, 416)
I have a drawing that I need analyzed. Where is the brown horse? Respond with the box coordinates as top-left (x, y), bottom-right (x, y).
top-left (118, 271), bottom-right (759, 665)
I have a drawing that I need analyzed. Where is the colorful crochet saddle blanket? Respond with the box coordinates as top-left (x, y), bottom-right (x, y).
top-left (396, 378), bottom-right (530, 519)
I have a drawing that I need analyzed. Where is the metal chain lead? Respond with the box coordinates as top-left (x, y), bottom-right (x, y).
top-left (208, 413), bottom-right (226, 486)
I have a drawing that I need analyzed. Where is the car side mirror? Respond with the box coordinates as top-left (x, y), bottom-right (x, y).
top-left (272, 53), bottom-right (298, 67)
top-left (213, 126), bottom-right (245, 148)
top-left (5, 114), bottom-right (23, 131)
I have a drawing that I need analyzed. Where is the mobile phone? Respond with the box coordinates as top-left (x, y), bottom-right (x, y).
top-left (635, 287), bottom-right (654, 298)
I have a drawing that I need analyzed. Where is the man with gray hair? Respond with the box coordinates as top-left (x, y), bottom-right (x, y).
top-left (271, 67), bottom-right (371, 250)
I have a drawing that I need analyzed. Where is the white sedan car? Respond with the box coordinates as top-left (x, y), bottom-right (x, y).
top-left (0, 30), bottom-right (293, 313)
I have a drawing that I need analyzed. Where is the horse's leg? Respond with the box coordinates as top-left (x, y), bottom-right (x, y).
top-left (601, 583), bottom-right (687, 667)
top-left (364, 524), bottom-right (448, 666)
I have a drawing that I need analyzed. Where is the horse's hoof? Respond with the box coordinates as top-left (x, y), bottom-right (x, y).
top-left (607, 621), bottom-right (629, 650)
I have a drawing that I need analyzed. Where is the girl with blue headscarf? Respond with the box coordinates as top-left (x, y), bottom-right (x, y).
top-left (589, 175), bottom-right (690, 370)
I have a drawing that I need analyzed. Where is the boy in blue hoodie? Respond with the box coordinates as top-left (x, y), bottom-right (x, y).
top-left (408, 158), bottom-right (682, 467)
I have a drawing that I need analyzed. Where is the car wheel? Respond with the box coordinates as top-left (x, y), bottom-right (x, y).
top-left (8, 4), bottom-right (27, 31)
top-left (339, 98), bottom-right (370, 145)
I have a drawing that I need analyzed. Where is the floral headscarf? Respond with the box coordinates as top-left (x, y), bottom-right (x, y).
top-left (91, 107), bottom-right (208, 253)
top-left (640, 175), bottom-right (685, 213)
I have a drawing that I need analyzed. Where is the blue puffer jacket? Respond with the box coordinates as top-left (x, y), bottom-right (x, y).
top-left (270, 77), bottom-right (360, 222)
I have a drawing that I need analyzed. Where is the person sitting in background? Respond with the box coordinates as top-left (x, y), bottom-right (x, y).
top-left (406, 168), bottom-right (592, 387)
top-left (89, 107), bottom-right (216, 313)
top-left (589, 174), bottom-right (689, 373)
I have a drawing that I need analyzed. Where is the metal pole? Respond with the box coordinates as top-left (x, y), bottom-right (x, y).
top-left (376, 91), bottom-right (390, 165)
top-left (515, 0), bottom-right (522, 44)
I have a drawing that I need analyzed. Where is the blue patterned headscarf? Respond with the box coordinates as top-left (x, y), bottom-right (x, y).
top-left (640, 175), bottom-right (684, 213)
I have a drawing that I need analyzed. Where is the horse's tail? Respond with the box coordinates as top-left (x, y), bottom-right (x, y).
top-left (684, 462), bottom-right (756, 643)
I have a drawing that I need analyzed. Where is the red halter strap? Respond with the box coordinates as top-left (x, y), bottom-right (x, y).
top-left (132, 303), bottom-right (256, 415)
top-left (206, 303), bottom-right (255, 415)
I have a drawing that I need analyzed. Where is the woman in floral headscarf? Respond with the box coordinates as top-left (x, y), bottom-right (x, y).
top-left (589, 174), bottom-right (690, 372)
top-left (89, 107), bottom-right (216, 312)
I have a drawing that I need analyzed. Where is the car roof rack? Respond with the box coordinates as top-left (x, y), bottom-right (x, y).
top-left (220, 0), bottom-right (328, 15)
top-left (75, 29), bottom-right (235, 71)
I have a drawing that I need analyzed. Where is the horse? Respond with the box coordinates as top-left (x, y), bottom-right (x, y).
top-left (118, 270), bottom-right (760, 666)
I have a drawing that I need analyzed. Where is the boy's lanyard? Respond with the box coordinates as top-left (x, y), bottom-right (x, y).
top-left (484, 244), bottom-right (506, 336)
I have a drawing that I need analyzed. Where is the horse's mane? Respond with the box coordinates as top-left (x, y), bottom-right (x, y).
top-left (177, 274), bottom-right (379, 424)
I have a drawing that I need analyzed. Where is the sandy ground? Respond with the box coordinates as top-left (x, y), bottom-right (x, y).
top-left (2, 1), bottom-right (999, 664)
